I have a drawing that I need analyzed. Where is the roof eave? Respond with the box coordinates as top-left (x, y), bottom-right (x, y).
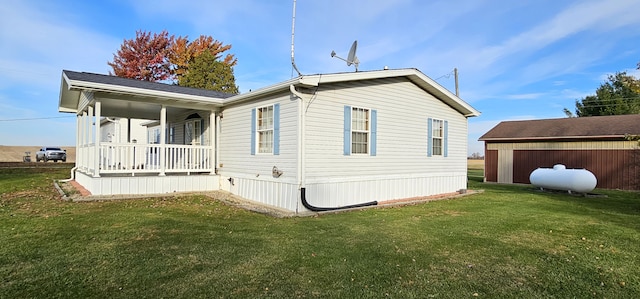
top-left (222, 69), bottom-right (481, 117)
top-left (479, 135), bottom-right (627, 142)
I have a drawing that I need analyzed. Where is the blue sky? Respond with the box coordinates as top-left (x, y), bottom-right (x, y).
top-left (1, 0), bottom-right (639, 155)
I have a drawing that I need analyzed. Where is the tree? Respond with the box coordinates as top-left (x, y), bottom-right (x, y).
top-left (169, 35), bottom-right (237, 84)
top-left (179, 51), bottom-right (239, 94)
top-left (568, 72), bottom-right (640, 117)
top-left (108, 30), bottom-right (238, 92)
top-left (108, 30), bottom-right (174, 82)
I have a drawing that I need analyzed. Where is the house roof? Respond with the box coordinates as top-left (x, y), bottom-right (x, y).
top-left (479, 114), bottom-right (640, 141)
top-left (59, 70), bottom-right (233, 114)
top-left (224, 68), bottom-right (481, 117)
top-left (59, 68), bottom-right (480, 118)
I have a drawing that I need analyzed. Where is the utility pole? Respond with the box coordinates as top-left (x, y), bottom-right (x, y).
top-left (454, 68), bottom-right (459, 97)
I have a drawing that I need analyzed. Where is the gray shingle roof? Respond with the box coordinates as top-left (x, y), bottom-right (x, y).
top-left (479, 114), bottom-right (640, 141)
top-left (63, 70), bottom-right (235, 99)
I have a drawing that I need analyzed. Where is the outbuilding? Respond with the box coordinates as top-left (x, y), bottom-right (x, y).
top-left (479, 114), bottom-right (640, 190)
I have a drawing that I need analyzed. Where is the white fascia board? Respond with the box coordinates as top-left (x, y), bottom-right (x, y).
top-left (222, 77), bottom-right (300, 105)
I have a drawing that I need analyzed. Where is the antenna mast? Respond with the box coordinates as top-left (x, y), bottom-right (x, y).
top-left (290, 0), bottom-right (302, 77)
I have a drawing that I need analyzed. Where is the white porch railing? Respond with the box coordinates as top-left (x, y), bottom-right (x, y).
top-left (77, 143), bottom-right (213, 176)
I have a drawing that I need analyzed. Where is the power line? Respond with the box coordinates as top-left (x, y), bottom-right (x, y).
top-left (0, 115), bottom-right (75, 122)
top-left (434, 69), bottom-right (455, 81)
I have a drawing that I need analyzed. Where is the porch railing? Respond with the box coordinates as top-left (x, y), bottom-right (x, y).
top-left (78, 143), bottom-right (213, 176)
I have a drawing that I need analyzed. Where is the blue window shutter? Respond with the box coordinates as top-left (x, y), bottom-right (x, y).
top-left (370, 109), bottom-right (377, 156)
top-left (251, 108), bottom-right (256, 155)
top-left (427, 118), bottom-right (433, 157)
top-left (343, 106), bottom-right (351, 156)
top-left (273, 103), bottom-right (280, 155)
top-left (443, 120), bottom-right (448, 157)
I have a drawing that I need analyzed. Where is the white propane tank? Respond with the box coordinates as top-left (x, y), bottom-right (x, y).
top-left (529, 164), bottom-right (597, 193)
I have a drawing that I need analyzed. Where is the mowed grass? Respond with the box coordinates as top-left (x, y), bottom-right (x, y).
top-left (1, 166), bottom-right (639, 298)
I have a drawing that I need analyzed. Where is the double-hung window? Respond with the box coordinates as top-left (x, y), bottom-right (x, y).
top-left (432, 119), bottom-right (443, 156)
top-left (351, 107), bottom-right (369, 154)
top-left (251, 104), bottom-right (280, 155)
top-left (344, 106), bottom-right (377, 156)
top-left (257, 105), bottom-right (274, 153)
top-left (427, 118), bottom-right (447, 157)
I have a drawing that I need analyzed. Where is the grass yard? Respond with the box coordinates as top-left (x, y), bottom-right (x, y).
top-left (1, 165), bottom-right (639, 298)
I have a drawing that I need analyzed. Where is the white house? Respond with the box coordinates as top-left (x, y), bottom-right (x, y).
top-left (58, 68), bottom-right (480, 213)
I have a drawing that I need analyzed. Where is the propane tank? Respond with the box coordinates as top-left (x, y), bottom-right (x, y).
top-left (529, 164), bottom-right (597, 193)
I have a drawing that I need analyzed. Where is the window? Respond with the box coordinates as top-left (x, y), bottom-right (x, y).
top-left (257, 106), bottom-right (274, 153)
top-left (148, 128), bottom-right (160, 144)
top-left (351, 107), bottom-right (369, 154)
top-left (185, 119), bottom-right (201, 145)
top-left (167, 126), bottom-right (175, 144)
top-left (251, 104), bottom-right (280, 155)
top-left (344, 106), bottom-right (377, 156)
top-left (427, 118), bottom-right (448, 157)
top-left (432, 119), bottom-right (443, 155)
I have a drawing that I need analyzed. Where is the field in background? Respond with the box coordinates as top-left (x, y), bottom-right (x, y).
top-left (0, 146), bottom-right (75, 162)
top-left (467, 159), bottom-right (484, 170)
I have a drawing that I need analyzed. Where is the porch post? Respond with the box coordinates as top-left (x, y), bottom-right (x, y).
top-left (93, 101), bottom-right (101, 178)
top-left (210, 110), bottom-right (216, 175)
top-left (75, 114), bottom-right (80, 168)
top-left (79, 111), bottom-right (86, 171)
top-left (87, 106), bottom-right (93, 175)
top-left (159, 105), bottom-right (166, 176)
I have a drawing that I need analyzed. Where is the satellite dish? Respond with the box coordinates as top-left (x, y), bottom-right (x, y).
top-left (331, 40), bottom-right (359, 71)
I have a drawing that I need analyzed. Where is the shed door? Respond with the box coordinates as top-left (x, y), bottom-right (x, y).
top-left (497, 149), bottom-right (513, 184)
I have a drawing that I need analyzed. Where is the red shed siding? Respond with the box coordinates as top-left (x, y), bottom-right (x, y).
top-left (484, 150), bottom-right (498, 182)
top-left (512, 149), bottom-right (639, 190)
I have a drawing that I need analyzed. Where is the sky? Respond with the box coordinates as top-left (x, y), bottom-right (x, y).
top-left (1, 0), bottom-right (639, 155)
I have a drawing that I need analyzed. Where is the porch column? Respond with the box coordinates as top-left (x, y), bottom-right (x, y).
top-left (159, 105), bottom-right (166, 176)
top-left (93, 101), bottom-right (101, 178)
top-left (79, 111), bottom-right (86, 171)
top-left (210, 110), bottom-right (216, 175)
top-left (87, 106), bottom-right (93, 175)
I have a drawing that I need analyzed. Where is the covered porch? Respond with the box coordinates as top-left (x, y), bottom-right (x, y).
top-left (59, 70), bottom-right (230, 196)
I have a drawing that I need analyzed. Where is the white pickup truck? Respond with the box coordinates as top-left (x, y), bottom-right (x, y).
top-left (35, 147), bottom-right (67, 162)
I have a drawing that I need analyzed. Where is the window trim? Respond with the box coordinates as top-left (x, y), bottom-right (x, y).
top-left (431, 118), bottom-right (444, 156)
top-left (427, 118), bottom-right (448, 157)
top-left (350, 106), bottom-right (370, 155)
top-left (251, 104), bottom-right (280, 155)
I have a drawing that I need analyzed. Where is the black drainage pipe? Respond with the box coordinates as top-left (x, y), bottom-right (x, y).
top-left (300, 187), bottom-right (378, 212)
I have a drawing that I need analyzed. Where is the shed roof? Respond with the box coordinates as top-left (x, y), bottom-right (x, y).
top-left (479, 114), bottom-right (640, 141)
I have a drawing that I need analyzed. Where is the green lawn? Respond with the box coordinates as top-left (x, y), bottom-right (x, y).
top-left (1, 166), bottom-right (639, 298)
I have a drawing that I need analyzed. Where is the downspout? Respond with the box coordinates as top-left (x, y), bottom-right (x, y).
top-left (290, 84), bottom-right (378, 212)
top-left (61, 113), bottom-right (82, 182)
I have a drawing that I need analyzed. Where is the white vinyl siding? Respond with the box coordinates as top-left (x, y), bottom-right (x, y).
top-left (304, 77), bottom-right (468, 181)
top-left (218, 92), bottom-right (297, 181)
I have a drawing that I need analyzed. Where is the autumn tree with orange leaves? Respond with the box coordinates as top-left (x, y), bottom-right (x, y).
top-left (109, 30), bottom-right (238, 93)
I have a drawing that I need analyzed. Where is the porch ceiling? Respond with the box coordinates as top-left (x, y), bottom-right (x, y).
top-left (94, 92), bottom-right (217, 120)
